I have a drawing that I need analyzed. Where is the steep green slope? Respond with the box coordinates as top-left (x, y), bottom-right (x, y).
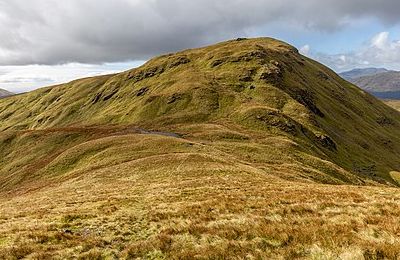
top-left (1, 38), bottom-right (400, 185)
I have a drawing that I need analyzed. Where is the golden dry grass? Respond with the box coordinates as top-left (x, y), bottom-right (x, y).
top-left (1, 157), bottom-right (400, 259)
top-left (0, 132), bottom-right (400, 259)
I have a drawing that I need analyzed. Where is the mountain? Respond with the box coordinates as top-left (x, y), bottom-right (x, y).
top-left (1, 38), bottom-right (400, 259)
top-left (340, 69), bottom-right (400, 99)
top-left (0, 88), bottom-right (13, 98)
top-left (351, 71), bottom-right (400, 95)
top-left (339, 67), bottom-right (390, 80)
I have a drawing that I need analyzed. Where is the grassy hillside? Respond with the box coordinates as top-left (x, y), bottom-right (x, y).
top-left (1, 37), bottom-right (400, 184)
top-left (2, 154), bottom-right (400, 259)
top-left (1, 38), bottom-right (400, 258)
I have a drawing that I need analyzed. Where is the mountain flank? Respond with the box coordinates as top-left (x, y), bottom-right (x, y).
top-left (0, 88), bottom-right (13, 98)
top-left (340, 68), bottom-right (400, 99)
top-left (1, 38), bottom-right (400, 258)
top-left (340, 67), bottom-right (390, 80)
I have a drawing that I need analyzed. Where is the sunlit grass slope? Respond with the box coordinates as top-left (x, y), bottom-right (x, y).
top-left (1, 38), bottom-right (400, 258)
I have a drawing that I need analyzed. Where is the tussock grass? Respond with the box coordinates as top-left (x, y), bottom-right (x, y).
top-left (1, 154), bottom-right (400, 258)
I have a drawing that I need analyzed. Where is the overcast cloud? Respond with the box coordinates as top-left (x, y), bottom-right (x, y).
top-left (0, 61), bottom-right (144, 93)
top-left (1, 0), bottom-right (400, 65)
top-left (2, 0), bottom-right (400, 92)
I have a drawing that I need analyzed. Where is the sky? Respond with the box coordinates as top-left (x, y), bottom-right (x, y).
top-left (1, 0), bottom-right (400, 93)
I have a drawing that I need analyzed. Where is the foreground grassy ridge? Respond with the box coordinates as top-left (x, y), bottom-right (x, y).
top-left (0, 124), bottom-right (366, 194)
top-left (0, 129), bottom-right (398, 259)
top-left (0, 134), bottom-right (399, 259)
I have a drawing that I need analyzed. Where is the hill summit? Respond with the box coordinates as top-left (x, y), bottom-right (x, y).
top-left (1, 37), bottom-right (400, 185)
top-left (1, 38), bottom-right (400, 258)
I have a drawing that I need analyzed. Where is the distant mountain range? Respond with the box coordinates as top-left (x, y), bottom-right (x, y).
top-left (0, 88), bottom-right (13, 98)
top-left (340, 68), bottom-right (391, 80)
top-left (340, 68), bottom-right (400, 99)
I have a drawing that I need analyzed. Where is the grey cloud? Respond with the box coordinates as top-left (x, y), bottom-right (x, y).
top-left (1, 0), bottom-right (400, 65)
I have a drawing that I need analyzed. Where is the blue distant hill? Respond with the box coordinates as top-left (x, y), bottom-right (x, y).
top-left (340, 68), bottom-right (400, 100)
